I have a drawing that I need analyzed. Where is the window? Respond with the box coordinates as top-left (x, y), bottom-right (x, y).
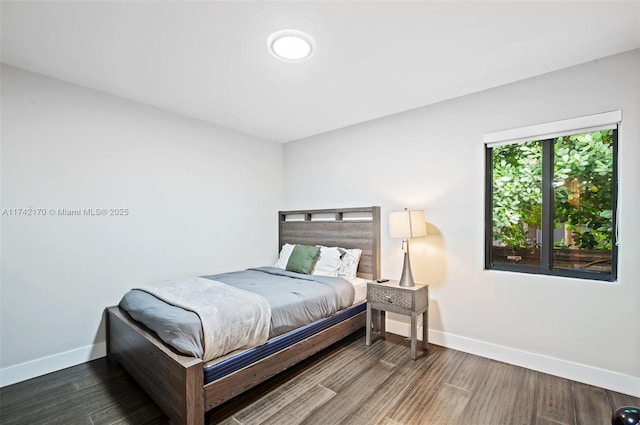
top-left (484, 112), bottom-right (619, 281)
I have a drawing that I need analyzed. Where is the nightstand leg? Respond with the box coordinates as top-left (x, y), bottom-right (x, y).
top-left (410, 312), bottom-right (417, 360)
top-left (365, 303), bottom-right (372, 346)
top-left (422, 310), bottom-right (428, 352)
top-left (380, 310), bottom-right (386, 339)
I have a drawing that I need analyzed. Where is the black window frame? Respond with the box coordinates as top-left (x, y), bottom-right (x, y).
top-left (484, 129), bottom-right (618, 282)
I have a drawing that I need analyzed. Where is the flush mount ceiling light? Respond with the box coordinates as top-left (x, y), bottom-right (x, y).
top-left (268, 29), bottom-right (315, 62)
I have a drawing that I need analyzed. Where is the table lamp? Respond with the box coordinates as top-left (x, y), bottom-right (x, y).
top-left (389, 208), bottom-right (427, 287)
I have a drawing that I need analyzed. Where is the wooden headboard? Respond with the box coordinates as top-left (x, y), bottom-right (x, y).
top-left (278, 206), bottom-right (381, 280)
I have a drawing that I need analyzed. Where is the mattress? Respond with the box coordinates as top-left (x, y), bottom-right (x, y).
top-left (203, 301), bottom-right (366, 384)
top-left (351, 277), bottom-right (367, 304)
top-left (119, 267), bottom-right (362, 360)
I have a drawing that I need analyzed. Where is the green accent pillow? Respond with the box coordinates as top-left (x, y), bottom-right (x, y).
top-left (286, 245), bottom-right (321, 274)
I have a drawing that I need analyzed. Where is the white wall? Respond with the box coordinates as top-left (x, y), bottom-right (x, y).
top-left (0, 65), bottom-right (283, 386)
top-left (283, 49), bottom-right (640, 396)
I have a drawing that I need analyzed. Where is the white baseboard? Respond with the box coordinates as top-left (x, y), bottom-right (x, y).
top-left (385, 319), bottom-right (640, 397)
top-left (0, 342), bottom-right (107, 388)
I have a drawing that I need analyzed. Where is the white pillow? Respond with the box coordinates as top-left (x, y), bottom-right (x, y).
top-left (312, 246), bottom-right (343, 276)
top-left (337, 248), bottom-right (362, 280)
top-left (274, 243), bottom-right (295, 269)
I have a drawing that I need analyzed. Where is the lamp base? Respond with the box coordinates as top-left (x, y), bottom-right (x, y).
top-left (399, 250), bottom-right (415, 287)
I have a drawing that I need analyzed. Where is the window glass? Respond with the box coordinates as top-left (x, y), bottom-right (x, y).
top-left (491, 141), bottom-right (542, 266)
top-left (552, 130), bottom-right (615, 273)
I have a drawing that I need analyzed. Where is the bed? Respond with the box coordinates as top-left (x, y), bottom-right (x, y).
top-left (106, 206), bottom-right (381, 425)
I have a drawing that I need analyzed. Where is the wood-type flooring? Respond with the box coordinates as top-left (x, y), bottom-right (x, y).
top-left (1, 331), bottom-right (638, 425)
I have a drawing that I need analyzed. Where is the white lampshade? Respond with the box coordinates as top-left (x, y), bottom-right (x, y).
top-left (389, 209), bottom-right (427, 239)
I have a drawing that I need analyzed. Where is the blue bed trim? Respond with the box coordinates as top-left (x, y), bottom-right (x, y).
top-left (203, 302), bottom-right (366, 384)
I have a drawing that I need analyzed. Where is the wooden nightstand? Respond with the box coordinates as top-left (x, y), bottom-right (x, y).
top-left (365, 280), bottom-right (429, 360)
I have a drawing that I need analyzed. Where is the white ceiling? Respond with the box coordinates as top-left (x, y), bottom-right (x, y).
top-left (2, 1), bottom-right (639, 143)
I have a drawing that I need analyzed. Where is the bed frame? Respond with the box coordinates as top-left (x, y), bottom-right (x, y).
top-left (106, 206), bottom-right (381, 425)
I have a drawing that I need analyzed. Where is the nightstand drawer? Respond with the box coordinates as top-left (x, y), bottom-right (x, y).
top-left (367, 285), bottom-right (413, 309)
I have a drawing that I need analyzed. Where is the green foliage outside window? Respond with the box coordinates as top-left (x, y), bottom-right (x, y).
top-left (492, 141), bottom-right (542, 249)
top-left (492, 130), bottom-right (614, 251)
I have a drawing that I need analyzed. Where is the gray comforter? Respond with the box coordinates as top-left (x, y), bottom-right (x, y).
top-left (119, 266), bottom-right (355, 359)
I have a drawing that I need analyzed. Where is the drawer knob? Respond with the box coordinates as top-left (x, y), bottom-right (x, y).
top-left (385, 295), bottom-right (393, 303)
